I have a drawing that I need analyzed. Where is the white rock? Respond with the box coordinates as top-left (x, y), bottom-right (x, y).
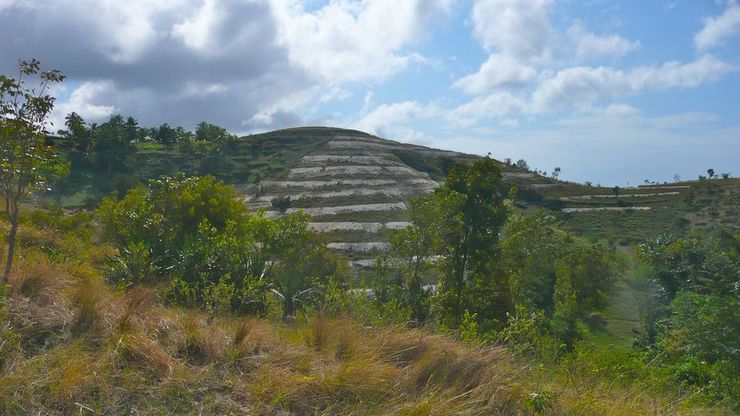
top-left (561, 207), bottom-right (651, 213)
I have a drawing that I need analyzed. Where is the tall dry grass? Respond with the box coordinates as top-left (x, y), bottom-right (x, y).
top-left (1, 221), bottom-right (733, 415)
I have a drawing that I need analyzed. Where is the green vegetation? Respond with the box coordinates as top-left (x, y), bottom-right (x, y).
top-left (0, 60), bottom-right (67, 282)
top-left (1, 203), bottom-right (736, 414)
top-left (1, 66), bottom-right (737, 413)
top-left (97, 175), bottom-right (341, 317)
top-left (634, 229), bottom-right (739, 404)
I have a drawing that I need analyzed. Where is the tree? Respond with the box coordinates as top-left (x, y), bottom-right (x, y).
top-left (0, 59), bottom-right (67, 283)
top-left (124, 116), bottom-right (142, 142)
top-left (612, 185), bottom-right (620, 199)
top-left (91, 114), bottom-right (136, 175)
top-left (551, 167), bottom-right (561, 180)
top-left (434, 157), bottom-right (513, 328)
top-left (59, 112), bottom-right (92, 152)
top-left (97, 174), bottom-right (249, 272)
top-left (515, 159), bottom-right (529, 170)
top-left (151, 123), bottom-right (178, 145)
top-left (389, 196), bottom-right (441, 323)
top-left (269, 212), bottom-right (339, 318)
top-left (707, 168), bottom-right (715, 179)
top-left (195, 121), bottom-right (235, 148)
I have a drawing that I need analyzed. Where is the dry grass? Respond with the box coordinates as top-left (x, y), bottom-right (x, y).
top-left (1, 221), bottom-right (733, 415)
top-left (1, 256), bottom-right (529, 414)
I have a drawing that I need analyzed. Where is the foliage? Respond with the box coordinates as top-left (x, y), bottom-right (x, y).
top-left (434, 157), bottom-right (514, 328)
top-left (635, 227), bottom-right (740, 406)
top-left (269, 212), bottom-right (341, 318)
top-left (500, 213), bottom-right (565, 316)
top-left (0, 59), bottom-right (68, 282)
top-left (97, 174), bottom-right (340, 316)
top-left (637, 228), bottom-right (738, 299)
top-left (388, 196), bottom-right (441, 323)
top-left (97, 174), bottom-right (248, 272)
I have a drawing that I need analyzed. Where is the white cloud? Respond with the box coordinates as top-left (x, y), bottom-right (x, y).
top-left (318, 87), bottom-right (352, 103)
top-left (449, 55), bottom-right (734, 125)
top-left (448, 92), bottom-right (527, 126)
top-left (351, 101), bottom-right (437, 137)
top-left (567, 23), bottom-right (640, 60)
top-left (50, 82), bottom-right (117, 129)
top-left (531, 55), bottom-right (733, 112)
top-left (453, 54), bottom-right (537, 94)
top-left (273, 0), bottom-right (454, 84)
top-left (471, 0), bottom-right (553, 60)
top-left (2, 0), bottom-right (458, 132)
top-left (695, 3), bottom-right (740, 50)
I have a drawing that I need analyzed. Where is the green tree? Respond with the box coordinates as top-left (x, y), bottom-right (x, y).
top-left (150, 123), bottom-right (179, 145)
top-left (90, 114), bottom-right (136, 175)
top-left (389, 196), bottom-right (441, 322)
top-left (434, 157), bottom-right (513, 328)
top-left (195, 121), bottom-right (235, 147)
top-left (0, 59), bottom-right (67, 283)
top-left (59, 112), bottom-right (92, 152)
top-left (500, 213), bottom-right (566, 316)
top-left (269, 212), bottom-right (340, 318)
top-left (124, 116), bottom-right (143, 142)
top-left (97, 174), bottom-right (248, 273)
top-left (635, 228), bottom-right (739, 402)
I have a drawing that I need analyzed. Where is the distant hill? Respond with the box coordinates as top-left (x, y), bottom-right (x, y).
top-left (45, 126), bottom-right (739, 265)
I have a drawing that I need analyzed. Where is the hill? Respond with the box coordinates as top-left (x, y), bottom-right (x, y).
top-left (45, 126), bottom-right (739, 265)
top-left (3, 127), bottom-right (737, 414)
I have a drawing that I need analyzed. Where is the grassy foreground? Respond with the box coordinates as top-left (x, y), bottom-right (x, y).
top-left (0, 219), bottom-right (732, 415)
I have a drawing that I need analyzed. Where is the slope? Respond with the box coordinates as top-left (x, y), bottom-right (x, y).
top-left (45, 127), bottom-right (739, 264)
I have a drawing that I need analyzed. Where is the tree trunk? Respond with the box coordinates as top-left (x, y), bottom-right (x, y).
top-left (407, 257), bottom-right (424, 323)
top-left (283, 296), bottom-right (295, 319)
top-left (3, 208), bottom-right (19, 285)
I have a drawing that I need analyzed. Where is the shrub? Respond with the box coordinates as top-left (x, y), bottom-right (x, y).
top-left (105, 241), bottom-right (155, 288)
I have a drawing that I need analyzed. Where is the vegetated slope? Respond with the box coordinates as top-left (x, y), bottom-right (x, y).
top-left (46, 126), bottom-right (739, 262)
top-left (0, 250), bottom-right (705, 415)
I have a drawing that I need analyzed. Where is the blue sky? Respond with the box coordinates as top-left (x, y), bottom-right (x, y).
top-left (1, 0), bottom-right (738, 185)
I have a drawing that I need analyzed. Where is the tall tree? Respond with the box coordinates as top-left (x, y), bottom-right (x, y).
top-left (60, 112), bottom-right (92, 152)
top-left (0, 59), bottom-right (67, 283)
top-left (389, 196), bottom-right (441, 323)
top-left (435, 157), bottom-right (513, 327)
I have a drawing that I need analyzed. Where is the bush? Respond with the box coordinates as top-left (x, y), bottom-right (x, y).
top-left (105, 242), bottom-right (155, 288)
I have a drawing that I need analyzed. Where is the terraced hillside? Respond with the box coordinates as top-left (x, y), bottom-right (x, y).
top-left (240, 130), bottom-right (477, 268)
top-left (232, 128), bottom-right (738, 267)
top-left (47, 127), bottom-right (739, 263)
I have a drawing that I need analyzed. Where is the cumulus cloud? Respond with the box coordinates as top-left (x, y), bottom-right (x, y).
top-left (695, 3), bottom-right (740, 50)
top-left (351, 101), bottom-right (437, 137)
top-left (567, 23), bottom-right (640, 61)
top-left (457, 0), bottom-right (641, 102)
top-left (273, 0), bottom-right (454, 84)
top-left (49, 82), bottom-right (118, 129)
top-left (0, 0), bottom-right (452, 132)
top-left (531, 55), bottom-right (734, 112)
top-left (453, 54), bottom-right (537, 94)
top-left (449, 55), bottom-right (734, 125)
top-left (471, 0), bottom-right (553, 60)
top-left (447, 92), bottom-right (527, 126)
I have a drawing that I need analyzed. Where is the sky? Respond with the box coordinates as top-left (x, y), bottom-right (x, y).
top-left (1, 0), bottom-right (739, 186)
